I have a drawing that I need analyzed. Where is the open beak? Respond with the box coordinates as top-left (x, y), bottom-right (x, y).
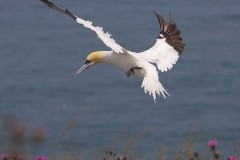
top-left (75, 62), bottom-right (91, 75)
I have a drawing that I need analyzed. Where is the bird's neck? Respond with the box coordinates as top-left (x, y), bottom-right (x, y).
top-left (98, 51), bottom-right (117, 64)
top-left (97, 51), bottom-right (133, 72)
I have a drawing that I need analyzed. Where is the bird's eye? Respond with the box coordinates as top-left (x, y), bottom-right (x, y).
top-left (85, 60), bottom-right (91, 64)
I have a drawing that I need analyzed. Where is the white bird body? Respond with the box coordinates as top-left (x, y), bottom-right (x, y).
top-left (95, 51), bottom-right (141, 75)
top-left (90, 51), bottom-right (168, 100)
top-left (40, 0), bottom-right (185, 102)
top-left (96, 51), bottom-right (147, 78)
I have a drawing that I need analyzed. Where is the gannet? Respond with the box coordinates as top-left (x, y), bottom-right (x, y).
top-left (40, 0), bottom-right (185, 102)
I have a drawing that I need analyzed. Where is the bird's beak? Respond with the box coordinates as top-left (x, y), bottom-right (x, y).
top-left (75, 62), bottom-right (92, 75)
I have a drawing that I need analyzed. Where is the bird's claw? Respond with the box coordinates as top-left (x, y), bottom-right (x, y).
top-left (126, 67), bottom-right (142, 78)
top-left (126, 68), bottom-right (135, 78)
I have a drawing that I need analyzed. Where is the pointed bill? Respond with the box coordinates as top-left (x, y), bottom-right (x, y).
top-left (75, 63), bottom-right (91, 75)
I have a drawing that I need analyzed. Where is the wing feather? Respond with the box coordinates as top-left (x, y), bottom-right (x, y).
top-left (40, 0), bottom-right (124, 53)
top-left (136, 13), bottom-right (185, 72)
top-left (41, 0), bottom-right (185, 71)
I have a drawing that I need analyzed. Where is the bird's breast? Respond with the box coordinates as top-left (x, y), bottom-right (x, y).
top-left (101, 52), bottom-right (145, 77)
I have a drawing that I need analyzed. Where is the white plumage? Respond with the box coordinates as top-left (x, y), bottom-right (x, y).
top-left (137, 38), bottom-right (179, 72)
top-left (75, 17), bottom-right (124, 53)
top-left (40, 0), bottom-right (185, 102)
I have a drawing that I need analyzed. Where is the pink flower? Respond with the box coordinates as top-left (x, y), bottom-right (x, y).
top-left (35, 155), bottom-right (48, 160)
top-left (0, 154), bottom-right (9, 160)
top-left (208, 139), bottom-right (218, 149)
top-left (228, 156), bottom-right (238, 160)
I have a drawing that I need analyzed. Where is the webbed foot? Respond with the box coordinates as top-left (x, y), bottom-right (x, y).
top-left (126, 67), bottom-right (142, 78)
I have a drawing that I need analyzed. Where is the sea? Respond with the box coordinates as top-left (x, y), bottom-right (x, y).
top-left (0, 0), bottom-right (240, 159)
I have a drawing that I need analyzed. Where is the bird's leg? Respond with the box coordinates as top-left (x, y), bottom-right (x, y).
top-left (126, 67), bottom-right (142, 78)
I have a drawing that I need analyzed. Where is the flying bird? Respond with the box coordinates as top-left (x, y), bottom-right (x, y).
top-left (40, 0), bottom-right (185, 102)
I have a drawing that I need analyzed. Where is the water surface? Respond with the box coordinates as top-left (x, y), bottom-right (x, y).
top-left (0, 0), bottom-right (240, 158)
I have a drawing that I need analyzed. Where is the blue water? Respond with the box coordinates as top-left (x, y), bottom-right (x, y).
top-left (1, 0), bottom-right (240, 159)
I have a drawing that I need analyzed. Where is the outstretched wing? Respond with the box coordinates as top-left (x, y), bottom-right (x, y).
top-left (137, 13), bottom-right (185, 72)
top-left (40, 0), bottom-right (124, 53)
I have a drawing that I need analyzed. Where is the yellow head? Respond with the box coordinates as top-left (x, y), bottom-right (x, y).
top-left (76, 51), bottom-right (106, 75)
top-left (86, 51), bottom-right (104, 63)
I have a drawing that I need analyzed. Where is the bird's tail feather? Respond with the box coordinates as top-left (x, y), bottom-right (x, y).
top-left (141, 77), bottom-right (170, 102)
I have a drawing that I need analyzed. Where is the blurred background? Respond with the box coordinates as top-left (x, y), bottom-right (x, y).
top-left (0, 0), bottom-right (240, 159)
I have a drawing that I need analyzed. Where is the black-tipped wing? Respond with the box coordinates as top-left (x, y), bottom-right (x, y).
top-left (41, 0), bottom-right (76, 20)
top-left (136, 13), bottom-right (185, 72)
top-left (40, 0), bottom-right (124, 53)
top-left (40, 1), bottom-right (185, 72)
top-left (155, 12), bottom-right (185, 54)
